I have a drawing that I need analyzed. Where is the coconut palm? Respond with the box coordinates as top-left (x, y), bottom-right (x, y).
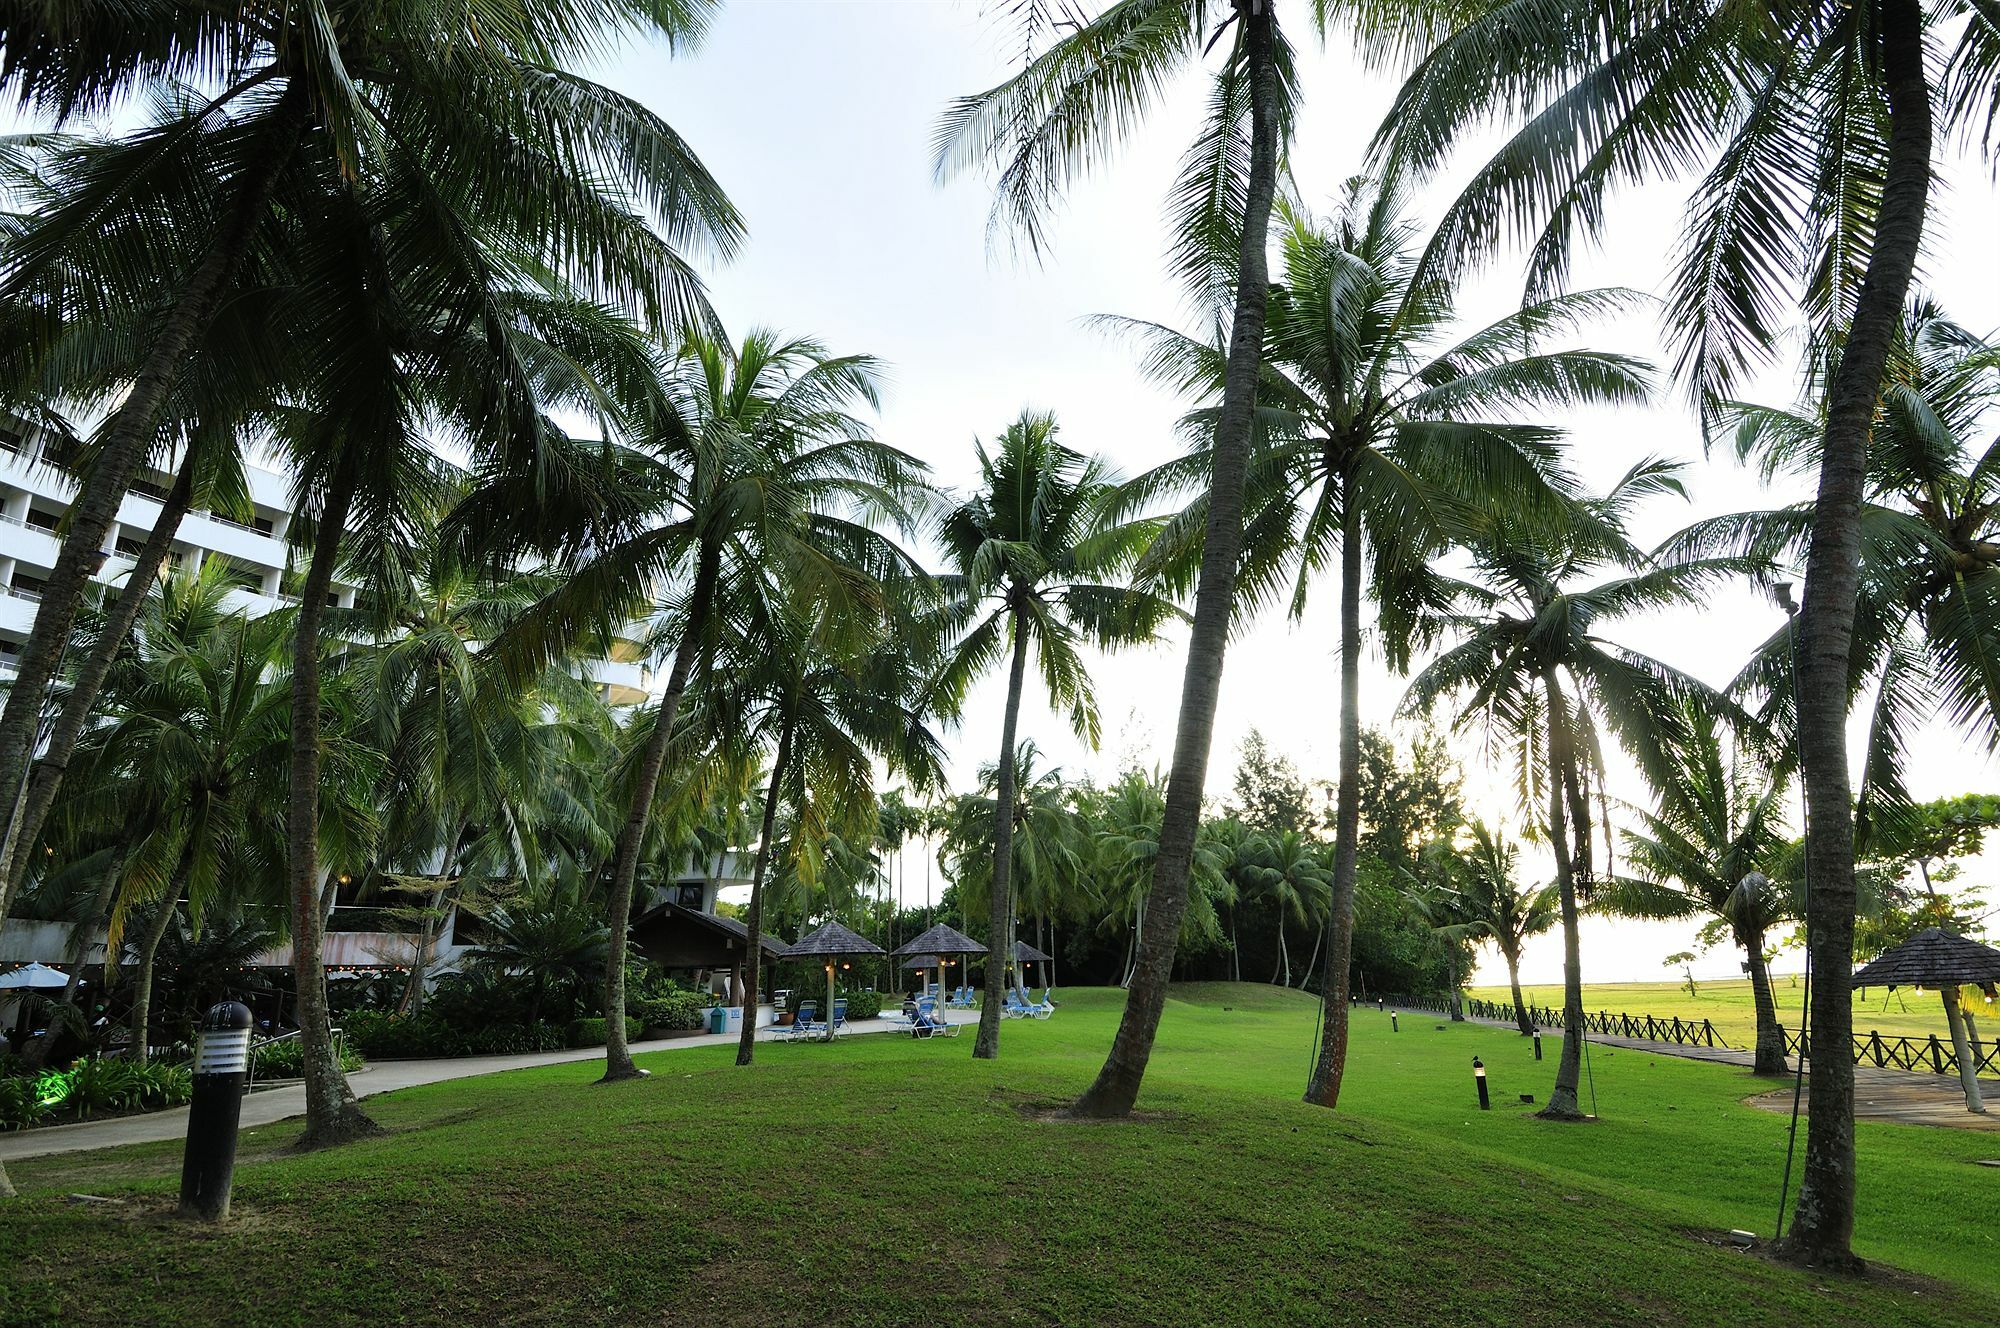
top-left (469, 887), bottom-right (611, 1028)
top-left (1368, 0), bottom-right (2000, 1263)
top-left (939, 742), bottom-right (1094, 995)
top-left (0, 2), bottom-right (742, 959)
top-left (931, 411), bottom-right (1177, 1058)
top-left (476, 328), bottom-right (930, 1081)
top-left (934, 0), bottom-right (1324, 1116)
top-left (1234, 829), bottom-right (1331, 986)
top-left (1594, 706), bottom-right (1795, 1075)
top-left (730, 575), bottom-right (947, 1068)
top-left (1112, 176), bottom-right (1646, 1106)
top-left (1089, 768), bottom-right (1231, 987)
top-left (1679, 304), bottom-right (2000, 845)
top-left (1405, 462), bottom-right (1749, 1119)
top-left (1431, 822), bottom-right (1558, 1036)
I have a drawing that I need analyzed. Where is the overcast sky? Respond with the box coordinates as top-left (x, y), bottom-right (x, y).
top-left (597, 2), bottom-right (2000, 986)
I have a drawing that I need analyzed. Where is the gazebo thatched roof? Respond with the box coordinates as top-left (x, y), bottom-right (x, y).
top-left (893, 922), bottom-right (986, 957)
top-left (1852, 927), bottom-right (2000, 990)
top-left (783, 921), bottom-right (885, 960)
top-left (1011, 939), bottom-right (1053, 963)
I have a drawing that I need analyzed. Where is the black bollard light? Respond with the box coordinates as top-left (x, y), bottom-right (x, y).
top-left (1533, 1029), bottom-right (1543, 1061)
top-left (1377, 998), bottom-right (1385, 1012)
top-left (1473, 1056), bottom-right (1490, 1110)
top-left (179, 1000), bottom-right (253, 1221)
top-left (1391, 1012), bottom-right (1399, 1033)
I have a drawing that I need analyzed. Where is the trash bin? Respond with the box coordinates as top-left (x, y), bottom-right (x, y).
top-left (706, 1005), bottom-right (727, 1034)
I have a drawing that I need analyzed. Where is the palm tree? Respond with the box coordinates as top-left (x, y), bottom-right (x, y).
top-left (939, 742), bottom-right (1094, 995)
top-left (1681, 304), bottom-right (2000, 843)
top-left (1594, 707), bottom-right (1794, 1075)
top-left (730, 575), bottom-right (946, 1068)
top-left (481, 328), bottom-right (930, 1082)
top-left (1405, 462), bottom-right (1748, 1120)
top-left (469, 888), bottom-right (611, 1028)
top-left (934, 0), bottom-right (1304, 1116)
top-left (1089, 768), bottom-right (1231, 987)
top-left (1369, 0), bottom-right (2000, 1264)
top-left (62, 565), bottom-right (294, 1061)
top-left (931, 411), bottom-right (1176, 1059)
top-left (1113, 177), bottom-right (1646, 1106)
top-left (1429, 822), bottom-right (1558, 1036)
top-left (1234, 830), bottom-right (1330, 987)
top-left (0, 0), bottom-right (742, 947)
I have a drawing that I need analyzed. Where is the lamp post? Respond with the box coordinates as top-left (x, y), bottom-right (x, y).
top-left (179, 1001), bottom-right (252, 1220)
top-left (1473, 1056), bottom-right (1490, 1111)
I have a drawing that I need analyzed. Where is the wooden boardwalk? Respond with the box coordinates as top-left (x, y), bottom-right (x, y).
top-left (1465, 1014), bottom-right (2000, 1132)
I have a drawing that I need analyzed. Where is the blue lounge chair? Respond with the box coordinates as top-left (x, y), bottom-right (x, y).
top-left (830, 997), bottom-right (849, 1037)
top-left (788, 1000), bottom-right (822, 1041)
top-left (914, 996), bottom-right (957, 1038)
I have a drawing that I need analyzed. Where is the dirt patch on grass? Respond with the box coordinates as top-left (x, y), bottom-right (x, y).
top-left (1009, 1099), bottom-right (1182, 1125)
top-left (1680, 1227), bottom-right (1969, 1304)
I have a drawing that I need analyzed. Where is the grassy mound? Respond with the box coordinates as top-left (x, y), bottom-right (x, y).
top-left (2, 985), bottom-right (1993, 1327)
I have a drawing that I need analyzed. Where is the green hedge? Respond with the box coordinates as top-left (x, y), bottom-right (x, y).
top-left (630, 991), bottom-right (706, 1031)
top-left (251, 1037), bottom-right (364, 1079)
top-left (839, 990), bottom-right (884, 1021)
top-left (564, 1016), bottom-right (644, 1048)
top-left (344, 1011), bottom-right (568, 1059)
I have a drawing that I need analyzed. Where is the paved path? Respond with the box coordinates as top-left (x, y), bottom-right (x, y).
top-left (1446, 1009), bottom-right (1998, 1131)
top-left (1, 1009), bottom-right (978, 1164)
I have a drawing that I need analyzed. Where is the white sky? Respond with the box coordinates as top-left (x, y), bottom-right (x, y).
top-left (599, 2), bottom-right (2000, 986)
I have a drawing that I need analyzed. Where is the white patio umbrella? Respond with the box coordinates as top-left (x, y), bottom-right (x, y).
top-left (0, 962), bottom-right (69, 989)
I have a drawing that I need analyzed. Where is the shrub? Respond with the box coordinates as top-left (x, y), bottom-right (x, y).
top-left (632, 991), bottom-right (706, 1032)
top-left (252, 1037), bottom-right (363, 1079)
top-left (0, 1075), bottom-right (46, 1131)
top-left (838, 990), bottom-right (884, 1021)
top-left (344, 1011), bottom-right (567, 1059)
top-left (564, 1016), bottom-right (643, 1048)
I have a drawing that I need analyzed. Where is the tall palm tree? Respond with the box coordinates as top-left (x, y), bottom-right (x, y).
top-left (0, 0), bottom-right (741, 942)
top-left (931, 411), bottom-right (1176, 1059)
top-left (1405, 462), bottom-right (1747, 1120)
top-left (1368, 0), bottom-right (2000, 1264)
top-left (1113, 177), bottom-right (1645, 1106)
top-left (1680, 303), bottom-right (2000, 843)
top-left (1089, 767), bottom-right (1231, 986)
top-left (934, 0), bottom-right (1305, 1116)
top-left (61, 565), bottom-right (296, 1061)
top-left (482, 329), bottom-right (930, 1082)
top-left (1594, 706), bottom-right (1795, 1075)
top-left (730, 575), bottom-right (946, 1068)
top-left (1234, 829), bottom-right (1330, 986)
top-left (1428, 822), bottom-right (1558, 1036)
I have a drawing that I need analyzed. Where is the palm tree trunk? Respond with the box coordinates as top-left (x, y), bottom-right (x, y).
top-left (128, 895), bottom-right (180, 1064)
top-left (1300, 921), bottom-right (1322, 992)
top-left (975, 603), bottom-right (1031, 1060)
top-left (1071, 0), bottom-right (1280, 1119)
top-left (1742, 926), bottom-right (1787, 1076)
top-left (734, 705), bottom-right (797, 1068)
top-left (1271, 922), bottom-right (1287, 985)
top-left (287, 449), bottom-right (377, 1150)
top-left (601, 542), bottom-right (719, 1082)
top-left (1228, 904), bottom-right (1240, 982)
top-left (1784, 0), bottom-right (1931, 1271)
top-left (2, 463), bottom-right (196, 901)
top-left (1306, 466), bottom-right (1363, 1105)
top-left (1942, 986), bottom-right (1986, 1114)
top-left (22, 851), bottom-right (123, 1072)
top-left (1539, 669), bottom-right (1589, 1121)
top-left (1505, 944), bottom-right (1533, 1036)
top-left (0, 91), bottom-right (306, 924)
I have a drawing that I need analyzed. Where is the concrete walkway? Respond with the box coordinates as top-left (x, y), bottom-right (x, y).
top-left (1446, 1008), bottom-right (1999, 1131)
top-left (1, 1008), bottom-right (979, 1163)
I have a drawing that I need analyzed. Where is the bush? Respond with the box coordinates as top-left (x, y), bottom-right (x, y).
top-left (631, 990), bottom-right (706, 1032)
top-left (564, 1016), bottom-right (643, 1048)
top-left (251, 1037), bottom-right (363, 1079)
top-left (0, 1059), bottom-right (191, 1128)
top-left (838, 990), bottom-right (883, 1021)
top-left (344, 1010), bottom-right (568, 1060)
top-left (0, 1075), bottom-right (46, 1131)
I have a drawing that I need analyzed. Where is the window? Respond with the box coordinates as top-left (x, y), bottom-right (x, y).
top-left (23, 508), bottom-right (59, 532)
top-left (115, 535), bottom-right (146, 559)
top-left (11, 573), bottom-right (46, 599)
top-left (253, 515), bottom-right (275, 535)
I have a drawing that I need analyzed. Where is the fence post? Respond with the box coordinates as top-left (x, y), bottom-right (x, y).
top-left (1928, 1034), bottom-right (1944, 1074)
top-left (1703, 1019), bottom-right (1715, 1048)
top-left (1869, 1030), bottom-right (1884, 1067)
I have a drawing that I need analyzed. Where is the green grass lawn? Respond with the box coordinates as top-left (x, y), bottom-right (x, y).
top-left (1469, 976), bottom-right (1997, 1052)
top-left (3, 984), bottom-right (1995, 1327)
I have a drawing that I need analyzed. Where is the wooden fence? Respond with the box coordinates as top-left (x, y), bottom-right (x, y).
top-left (1368, 993), bottom-right (2000, 1078)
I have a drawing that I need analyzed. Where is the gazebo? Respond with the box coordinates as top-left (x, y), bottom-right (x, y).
top-left (783, 921), bottom-right (885, 1040)
top-left (1011, 939), bottom-right (1053, 993)
top-left (1853, 927), bottom-right (2000, 1114)
top-left (894, 923), bottom-right (986, 1007)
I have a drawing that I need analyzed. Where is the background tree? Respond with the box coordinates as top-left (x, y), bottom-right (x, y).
top-left (931, 410), bottom-right (1174, 1059)
top-left (1430, 821), bottom-right (1556, 1035)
